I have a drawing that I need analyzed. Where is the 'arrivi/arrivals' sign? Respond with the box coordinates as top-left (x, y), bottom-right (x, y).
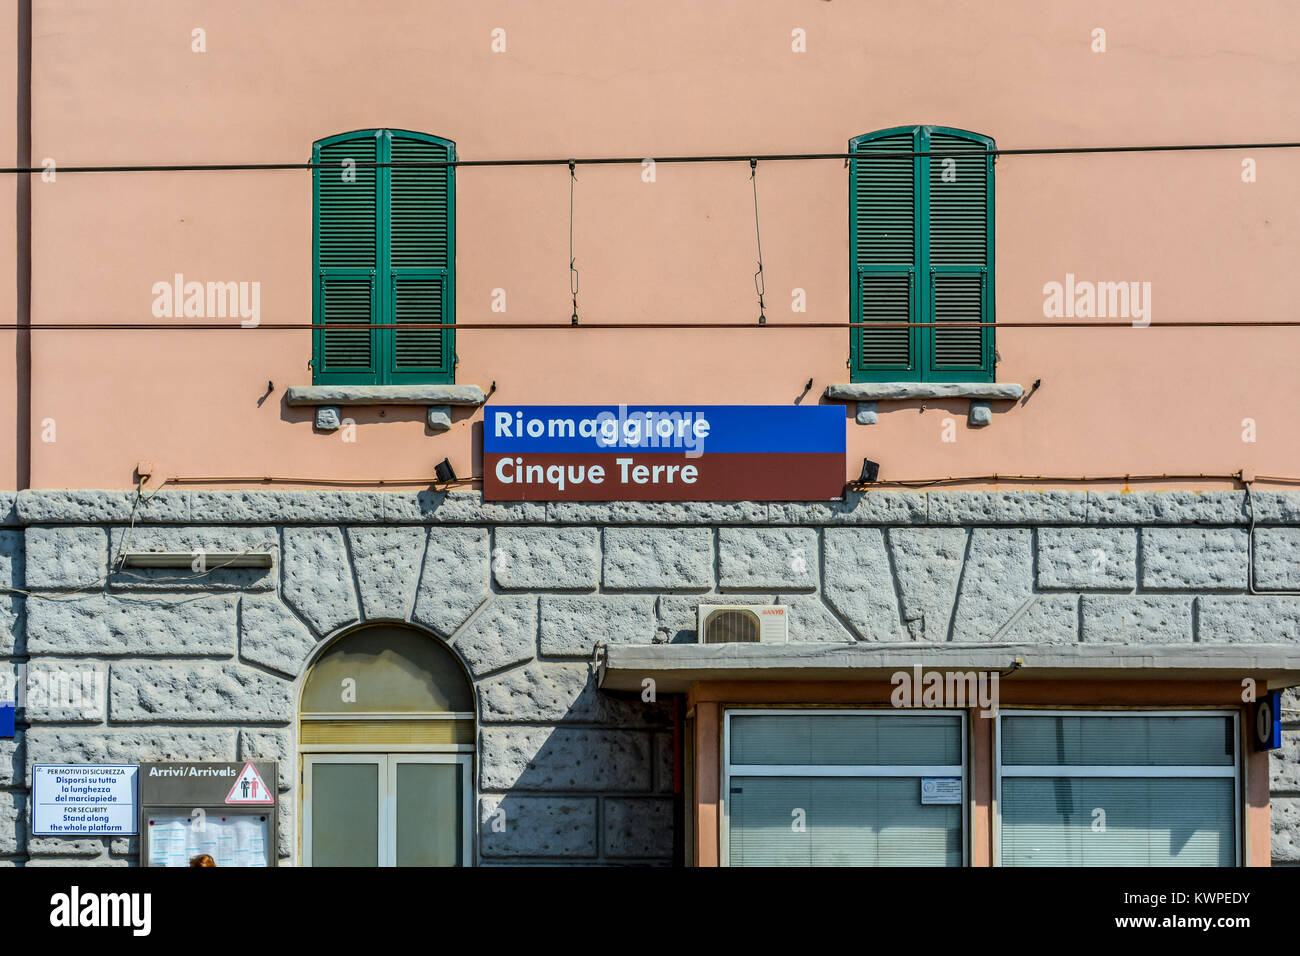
top-left (483, 405), bottom-right (846, 501)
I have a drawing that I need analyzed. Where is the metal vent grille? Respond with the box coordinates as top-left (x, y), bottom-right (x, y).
top-left (703, 608), bottom-right (761, 644)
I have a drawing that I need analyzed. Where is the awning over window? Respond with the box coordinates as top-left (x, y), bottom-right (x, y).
top-left (597, 642), bottom-right (1300, 694)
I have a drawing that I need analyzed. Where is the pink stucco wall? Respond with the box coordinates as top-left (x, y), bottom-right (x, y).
top-left (1, 2), bottom-right (20, 490)
top-left (18, 0), bottom-right (1300, 491)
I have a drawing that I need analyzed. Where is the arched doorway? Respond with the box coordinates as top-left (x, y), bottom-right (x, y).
top-left (299, 623), bottom-right (475, 866)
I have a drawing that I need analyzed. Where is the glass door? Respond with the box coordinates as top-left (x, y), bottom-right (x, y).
top-left (304, 753), bottom-right (471, 866)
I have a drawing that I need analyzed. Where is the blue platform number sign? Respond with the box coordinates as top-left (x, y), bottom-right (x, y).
top-left (1254, 691), bottom-right (1282, 751)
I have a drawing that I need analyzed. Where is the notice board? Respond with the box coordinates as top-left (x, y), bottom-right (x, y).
top-left (139, 761), bottom-right (278, 867)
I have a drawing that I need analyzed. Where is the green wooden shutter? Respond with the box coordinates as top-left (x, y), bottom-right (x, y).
top-left (385, 131), bottom-right (455, 384)
top-left (925, 128), bottom-right (993, 381)
top-left (849, 126), bottom-right (994, 383)
top-left (850, 129), bottom-right (919, 381)
top-left (313, 132), bottom-right (380, 383)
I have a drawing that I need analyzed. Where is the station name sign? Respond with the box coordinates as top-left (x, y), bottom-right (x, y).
top-left (483, 404), bottom-right (846, 501)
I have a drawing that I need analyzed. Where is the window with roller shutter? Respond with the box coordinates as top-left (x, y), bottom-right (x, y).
top-left (849, 126), bottom-right (994, 383)
top-left (312, 129), bottom-right (456, 385)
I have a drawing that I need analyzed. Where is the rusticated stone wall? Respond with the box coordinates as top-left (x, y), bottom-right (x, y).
top-left (1, 489), bottom-right (1298, 866)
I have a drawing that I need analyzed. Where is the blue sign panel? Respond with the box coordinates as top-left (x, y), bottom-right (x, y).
top-left (483, 404), bottom-right (847, 501)
top-left (0, 703), bottom-right (13, 739)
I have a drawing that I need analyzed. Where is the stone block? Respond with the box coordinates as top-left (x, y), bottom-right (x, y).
top-left (0, 734), bottom-right (22, 787)
top-left (822, 528), bottom-right (904, 641)
top-left (478, 795), bottom-right (597, 859)
top-left (281, 527), bottom-right (360, 636)
top-left (539, 595), bottom-right (656, 656)
top-left (0, 792), bottom-right (26, 856)
top-left (347, 526), bottom-right (426, 620)
top-left (773, 492), bottom-right (927, 526)
top-left (1036, 527), bottom-right (1136, 590)
top-left (410, 527), bottom-right (490, 638)
top-left (928, 492), bottom-right (1087, 525)
top-left (997, 593), bottom-right (1080, 643)
top-left (1273, 796), bottom-right (1300, 863)
top-left (109, 662), bottom-right (293, 723)
top-left (1197, 596), bottom-right (1300, 643)
top-left (1141, 528), bottom-right (1248, 590)
top-left (545, 500), bottom-right (768, 525)
top-left (1087, 491), bottom-right (1246, 525)
top-left (888, 528), bottom-right (966, 641)
top-left (451, 597), bottom-right (537, 677)
top-left (494, 527), bottom-right (599, 590)
top-left (16, 490), bottom-right (188, 524)
top-left (603, 797), bottom-right (674, 859)
top-left (1080, 595), bottom-right (1193, 643)
top-left (602, 528), bottom-right (713, 590)
top-left (968, 400), bottom-right (992, 426)
top-left (1271, 730), bottom-right (1300, 792)
top-left (855, 401), bottom-right (877, 425)
top-left (27, 594), bottom-right (237, 656)
top-left (477, 660), bottom-right (670, 726)
top-left (24, 660), bottom-right (107, 723)
top-left (950, 528), bottom-right (1034, 641)
top-left (26, 837), bottom-right (106, 857)
top-left (0, 530), bottom-right (24, 655)
top-left (1254, 528), bottom-right (1300, 590)
top-left (239, 595), bottom-right (319, 677)
top-left (25, 526), bottom-right (107, 588)
top-left (381, 491), bottom-right (545, 524)
top-left (718, 527), bottom-right (818, 590)
top-left (480, 727), bottom-right (653, 791)
top-left (188, 491), bottom-right (386, 524)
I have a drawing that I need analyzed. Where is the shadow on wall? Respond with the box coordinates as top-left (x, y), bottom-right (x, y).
top-left (477, 663), bottom-right (675, 865)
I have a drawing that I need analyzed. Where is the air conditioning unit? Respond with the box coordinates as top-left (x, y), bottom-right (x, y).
top-left (696, 604), bottom-right (789, 644)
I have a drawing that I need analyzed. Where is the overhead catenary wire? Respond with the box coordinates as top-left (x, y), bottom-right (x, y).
top-left (4, 140), bottom-right (1300, 174)
top-left (5, 319), bottom-right (1300, 331)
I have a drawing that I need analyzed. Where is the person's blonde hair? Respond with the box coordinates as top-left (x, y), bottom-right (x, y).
top-left (189, 854), bottom-right (216, 867)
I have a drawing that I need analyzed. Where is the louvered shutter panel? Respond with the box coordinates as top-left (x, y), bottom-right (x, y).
top-left (850, 130), bottom-right (918, 379)
top-left (926, 130), bottom-right (992, 377)
top-left (386, 133), bottom-right (454, 382)
top-left (314, 134), bottom-right (379, 381)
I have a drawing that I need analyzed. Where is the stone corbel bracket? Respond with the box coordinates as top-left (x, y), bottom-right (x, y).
top-left (825, 382), bottom-right (1026, 428)
top-left (285, 384), bottom-right (489, 433)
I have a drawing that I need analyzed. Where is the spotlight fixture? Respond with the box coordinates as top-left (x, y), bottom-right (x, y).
top-left (434, 458), bottom-right (457, 484)
top-left (857, 459), bottom-right (880, 484)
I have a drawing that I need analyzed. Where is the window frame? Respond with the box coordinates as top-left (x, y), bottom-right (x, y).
top-left (720, 707), bottom-right (969, 867)
top-left (993, 708), bottom-right (1242, 867)
top-left (848, 125), bottom-right (995, 384)
top-left (311, 128), bottom-right (457, 386)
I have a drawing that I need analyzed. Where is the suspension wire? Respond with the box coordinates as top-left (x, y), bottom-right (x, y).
top-left (750, 159), bottom-right (767, 326)
top-left (4, 140), bottom-right (1300, 174)
top-left (5, 320), bottom-right (1300, 331)
top-left (569, 161), bottom-right (579, 326)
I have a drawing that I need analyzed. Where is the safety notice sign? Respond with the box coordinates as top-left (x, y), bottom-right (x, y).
top-left (225, 761), bottom-right (275, 805)
top-left (33, 765), bottom-right (139, 835)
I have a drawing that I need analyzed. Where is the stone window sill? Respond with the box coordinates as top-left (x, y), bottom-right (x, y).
top-left (285, 384), bottom-right (488, 432)
top-left (824, 382), bottom-right (1026, 427)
